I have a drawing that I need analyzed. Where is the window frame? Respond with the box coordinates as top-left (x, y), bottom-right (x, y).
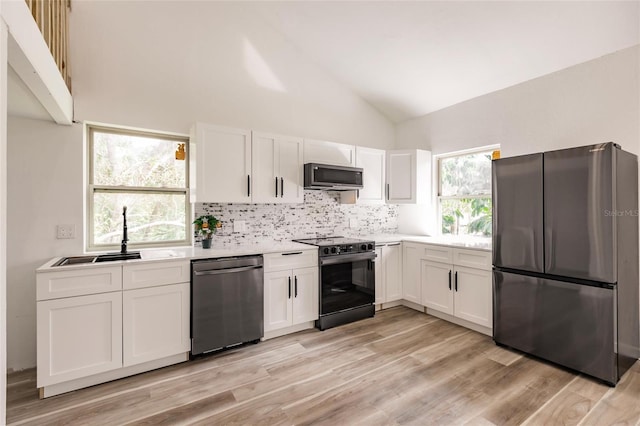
top-left (435, 146), bottom-right (498, 236)
top-left (86, 123), bottom-right (191, 252)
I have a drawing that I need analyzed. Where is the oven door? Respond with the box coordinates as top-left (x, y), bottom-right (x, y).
top-left (319, 251), bottom-right (375, 316)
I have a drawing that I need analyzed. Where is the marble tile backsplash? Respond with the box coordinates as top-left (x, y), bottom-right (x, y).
top-left (194, 190), bottom-right (398, 245)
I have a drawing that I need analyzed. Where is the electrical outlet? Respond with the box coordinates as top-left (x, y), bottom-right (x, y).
top-left (57, 224), bottom-right (75, 239)
top-left (233, 220), bottom-right (245, 233)
top-left (349, 218), bottom-right (358, 229)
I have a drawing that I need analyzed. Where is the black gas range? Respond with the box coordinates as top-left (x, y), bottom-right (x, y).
top-left (293, 236), bottom-right (376, 330)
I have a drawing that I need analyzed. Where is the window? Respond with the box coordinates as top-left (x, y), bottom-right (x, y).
top-left (438, 149), bottom-right (494, 237)
top-left (88, 124), bottom-right (190, 250)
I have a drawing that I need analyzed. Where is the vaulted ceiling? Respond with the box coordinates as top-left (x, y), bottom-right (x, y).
top-left (252, 1), bottom-right (640, 123)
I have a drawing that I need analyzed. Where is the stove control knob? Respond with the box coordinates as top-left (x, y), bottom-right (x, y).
top-left (331, 247), bottom-right (337, 254)
top-left (361, 244), bottom-right (367, 250)
top-left (367, 243), bottom-right (374, 250)
top-left (323, 248), bottom-right (330, 255)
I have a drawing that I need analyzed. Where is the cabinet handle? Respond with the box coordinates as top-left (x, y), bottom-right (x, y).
top-left (357, 189), bottom-right (360, 200)
top-left (282, 251), bottom-right (303, 256)
top-left (388, 243), bottom-right (401, 246)
top-left (294, 276), bottom-right (298, 297)
top-left (454, 271), bottom-right (458, 292)
top-left (247, 175), bottom-right (251, 197)
top-left (275, 177), bottom-right (279, 197)
top-left (281, 177), bottom-right (284, 198)
top-left (448, 270), bottom-right (452, 290)
top-left (288, 276), bottom-right (292, 299)
top-left (386, 183), bottom-right (389, 200)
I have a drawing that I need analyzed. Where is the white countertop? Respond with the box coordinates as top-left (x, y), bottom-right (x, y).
top-left (38, 234), bottom-right (491, 272)
top-left (37, 241), bottom-right (316, 272)
top-left (360, 233), bottom-right (492, 251)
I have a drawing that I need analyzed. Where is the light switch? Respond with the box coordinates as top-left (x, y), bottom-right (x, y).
top-left (57, 224), bottom-right (75, 239)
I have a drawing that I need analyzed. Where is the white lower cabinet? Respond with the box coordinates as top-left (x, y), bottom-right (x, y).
top-left (452, 266), bottom-right (492, 327)
top-left (402, 242), bottom-right (422, 304)
top-left (264, 267), bottom-right (319, 332)
top-left (375, 242), bottom-right (402, 304)
top-left (36, 260), bottom-right (191, 397)
top-left (123, 282), bottom-right (190, 367)
top-left (263, 250), bottom-right (319, 335)
top-left (420, 248), bottom-right (492, 329)
top-left (37, 291), bottom-right (123, 387)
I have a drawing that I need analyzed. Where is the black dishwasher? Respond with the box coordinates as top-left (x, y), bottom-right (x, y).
top-left (191, 255), bottom-right (264, 356)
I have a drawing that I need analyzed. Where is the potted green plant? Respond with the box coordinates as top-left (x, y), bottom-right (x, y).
top-left (193, 215), bottom-right (220, 249)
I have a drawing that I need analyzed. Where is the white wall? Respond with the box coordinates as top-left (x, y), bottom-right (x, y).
top-left (69, 1), bottom-right (395, 150)
top-left (6, 2), bottom-right (397, 372)
top-left (396, 45), bottom-right (640, 157)
top-left (6, 118), bottom-right (83, 371)
top-left (396, 45), bottom-right (640, 235)
top-left (0, 7), bottom-right (8, 424)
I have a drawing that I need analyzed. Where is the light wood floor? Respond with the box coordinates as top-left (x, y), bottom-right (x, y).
top-left (6, 306), bottom-right (640, 425)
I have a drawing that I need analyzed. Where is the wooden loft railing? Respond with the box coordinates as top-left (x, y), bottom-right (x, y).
top-left (24, 0), bottom-right (71, 91)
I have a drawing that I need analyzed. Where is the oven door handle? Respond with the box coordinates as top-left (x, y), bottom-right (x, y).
top-left (320, 252), bottom-right (376, 266)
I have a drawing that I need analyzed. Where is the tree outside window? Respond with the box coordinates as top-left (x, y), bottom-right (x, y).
top-left (439, 150), bottom-right (493, 236)
top-left (88, 125), bottom-right (190, 250)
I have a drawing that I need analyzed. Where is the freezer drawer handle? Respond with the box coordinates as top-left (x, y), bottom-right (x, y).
top-left (194, 265), bottom-right (263, 276)
top-left (454, 271), bottom-right (458, 291)
top-left (448, 270), bottom-right (452, 290)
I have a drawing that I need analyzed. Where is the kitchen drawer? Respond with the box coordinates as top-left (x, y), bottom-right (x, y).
top-left (37, 266), bottom-right (122, 301)
top-left (453, 248), bottom-right (491, 270)
top-left (123, 260), bottom-right (190, 290)
top-left (422, 244), bottom-right (454, 264)
top-left (263, 250), bottom-right (317, 272)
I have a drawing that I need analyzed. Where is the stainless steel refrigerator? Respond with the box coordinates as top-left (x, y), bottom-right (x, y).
top-left (492, 142), bottom-right (639, 385)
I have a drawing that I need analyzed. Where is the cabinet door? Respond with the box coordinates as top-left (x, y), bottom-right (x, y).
top-left (421, 260), bottom-right (454, 315)
top-left (191, 123), bottom-right (251, 203)
top-left (252, 132), bottom-right (304, 204)
top-left (37, 292), bottom-right (122, 387)
top-left (356, 147), bottom-right (385, 204)
top-left (374, 246), bottom-right (385, 304)
top-left (292, 267), bottom-right (319, 325)
top-left (278, 137), bottom-right (304, 203)
top-left (387, 151), bottom-right (415, 203)
top-left (251, 132), bottom-right (278, 203)
top-left (123, 283), bottom-right (190, 367)
top-left (264, 270), bottom-right (293, 332)
top-left (303, 139), bottom-right (355, 166)
top-left (385, 243), bottom-right (403, 302)
top-left (401, 243), bottom-right (421, 304)
top-left (453, 266), bottom-right (492, 328)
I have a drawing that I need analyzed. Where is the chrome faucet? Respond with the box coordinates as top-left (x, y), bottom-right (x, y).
top-left (121, 206), bottom-right (128, 254)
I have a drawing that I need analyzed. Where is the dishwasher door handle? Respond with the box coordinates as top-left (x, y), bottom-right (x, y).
top-left (194, 265), bottom-right (263, 276)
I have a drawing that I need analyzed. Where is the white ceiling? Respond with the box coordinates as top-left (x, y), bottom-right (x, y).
top-left (8, 1), bottom-right (639, 125)
top-left (252, 1), bottom-right (640, 123)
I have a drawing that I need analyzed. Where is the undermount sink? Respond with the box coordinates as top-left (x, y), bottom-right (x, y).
top-left (52, 252), bottom-right (142, 267)
top-left (94, 252), bottom-right (142, 262)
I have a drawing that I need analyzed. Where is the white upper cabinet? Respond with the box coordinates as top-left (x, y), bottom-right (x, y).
top-left (252, 132), bottom-right (304, 204)
top-left (190, 123), bottom-right (252, 203)
top-left (386, 149), bottom-right (431, 204)
top-left (356, 146), bottom-right (386, 204)
top-left (303, 139), bottom-right (356, 167)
